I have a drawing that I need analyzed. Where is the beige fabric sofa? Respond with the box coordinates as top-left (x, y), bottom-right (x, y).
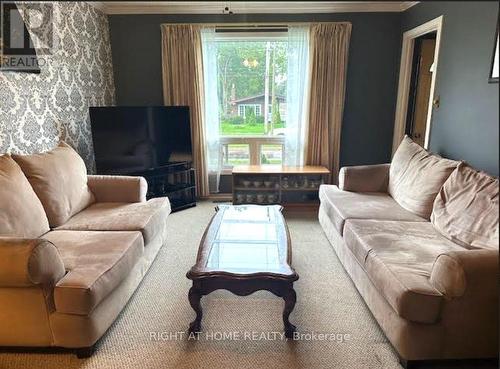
top-left (0, 143), bottom-right (171, 356)
top-left (319, 137), bottom-right (499, 367)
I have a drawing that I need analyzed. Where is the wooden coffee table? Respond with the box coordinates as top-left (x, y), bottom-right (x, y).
top-left (186, 204), bottom-right (299, 337)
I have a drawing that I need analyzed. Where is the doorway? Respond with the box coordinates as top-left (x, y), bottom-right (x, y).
top-left (406, 32), bottom-right (437, 147)
top-left (393, 16), bottom-right (443, 153)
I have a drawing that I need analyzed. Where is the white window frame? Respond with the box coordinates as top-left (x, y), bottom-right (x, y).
top-left (238, 104), bottom-right (261, 117)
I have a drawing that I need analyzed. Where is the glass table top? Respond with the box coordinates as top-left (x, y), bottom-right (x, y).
top-left (204, 205), bottom-right (289, 274)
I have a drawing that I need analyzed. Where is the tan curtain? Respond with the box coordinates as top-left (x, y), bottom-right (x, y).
top-left (306, 23), bottom-right (352, 184)
top-left (161, 24), bottom-right (209, 197)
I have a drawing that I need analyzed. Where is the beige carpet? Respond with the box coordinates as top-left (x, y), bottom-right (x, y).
top-left (1, 201), bottom-right (489, 369)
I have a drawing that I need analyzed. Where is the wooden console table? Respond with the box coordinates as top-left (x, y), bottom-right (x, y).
top-left (232, 165), bottom-right (330, 207)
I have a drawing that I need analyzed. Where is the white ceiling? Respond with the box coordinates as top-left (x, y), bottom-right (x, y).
top-left (88, 1), bottom-right (419, 15)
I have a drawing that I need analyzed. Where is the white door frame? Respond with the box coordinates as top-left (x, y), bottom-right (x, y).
top-left (392, 15), bottom-right (444, 154)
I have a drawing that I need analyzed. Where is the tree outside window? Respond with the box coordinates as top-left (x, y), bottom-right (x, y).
top-left (217, 40), bottom-right (287, 137)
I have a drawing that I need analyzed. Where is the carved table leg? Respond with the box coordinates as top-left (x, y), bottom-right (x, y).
top-left (188, 286), bottom-right (203, 333)
top-left (282, 286), bottom-right (297, 338)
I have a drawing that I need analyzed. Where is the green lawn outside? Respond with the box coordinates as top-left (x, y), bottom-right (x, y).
top-left (220, 121), bottom-right (285, 136)
top-left (227, 158), bottom-right (251, 165)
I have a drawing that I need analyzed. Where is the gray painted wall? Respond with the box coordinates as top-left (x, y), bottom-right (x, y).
top-left (109, 4), bottom-right (500, 176)
top-left (402, 1), bottom-right (499, 175)
top-left (109, 13), bottom-right (402, 168)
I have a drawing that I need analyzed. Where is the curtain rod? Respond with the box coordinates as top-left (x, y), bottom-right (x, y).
top-left (160, 22), bottom-right (311, 27)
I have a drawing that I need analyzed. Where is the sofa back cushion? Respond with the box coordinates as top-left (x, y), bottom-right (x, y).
top-left (431, 163), bottom-right (499, 250)
top-left (388, 136), bottom-right (459, 219)
top-left (12, 142), bottom-right (95, 227)
top-left (0, 155), bottom-right (50, 237)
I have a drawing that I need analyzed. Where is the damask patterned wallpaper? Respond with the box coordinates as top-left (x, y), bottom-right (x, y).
top-left (0, 2), bottom-right (115, 171)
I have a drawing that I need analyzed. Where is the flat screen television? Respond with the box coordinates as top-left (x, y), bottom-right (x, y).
top-left (89, 106), bottom-right (192, 174)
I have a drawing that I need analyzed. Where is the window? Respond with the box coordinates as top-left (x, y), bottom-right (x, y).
top-left (201, 26), bottom-right (310, 192)
top-left (215, 35), bottom-right (288, 167)
top-left (260, 144), bottom-right (283, 164)
top-left (223, 144), bottom-right (250, 166)
top-left (238, 104), bottom-right (261, 117)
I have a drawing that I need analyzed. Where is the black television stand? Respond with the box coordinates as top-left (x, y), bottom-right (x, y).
top-left (130, 161), bottom-right (196, 212)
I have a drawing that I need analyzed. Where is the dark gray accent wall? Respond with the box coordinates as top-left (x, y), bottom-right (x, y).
top-left (403, 1), bottom-right (499, 175)
top-left (109, 13), bottom-right (402, 167)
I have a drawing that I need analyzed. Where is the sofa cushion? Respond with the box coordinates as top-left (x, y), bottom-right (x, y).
top-left (432, 163), bottom-right (499, 250)
top-left (56, 198), bottom-right (171, 244)
top-left (12, 142), bottom-right (95, 228)
top-left (319, 185), bottom-right (425, 236)
top-left (388, 136), bottom-right (458, 219)
top-left (43, 230), bottom-right (144, 315)
top-left (0, 237), bottom-right (65, 287)
top-left (0, 155), bottom-right (50, 238)
top-left (344, 219), bottom-right (465, 323)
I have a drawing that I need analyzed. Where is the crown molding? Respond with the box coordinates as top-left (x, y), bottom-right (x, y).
top-left (88, 1), bottom-right (420, 15)
top-left (400, 1), bottom-right (419, 11)
top-left (87, 1), bottom-right (107, 13)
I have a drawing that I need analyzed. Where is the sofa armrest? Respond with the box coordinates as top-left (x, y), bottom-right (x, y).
top-left (87, 175), bottom-right (148, 203)
top-left (338, 164), bottom-right (390, 192)
top-left (430, 249), bottom-right (499, 298)
top-left (0, 237), bottom-right (65, 287)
